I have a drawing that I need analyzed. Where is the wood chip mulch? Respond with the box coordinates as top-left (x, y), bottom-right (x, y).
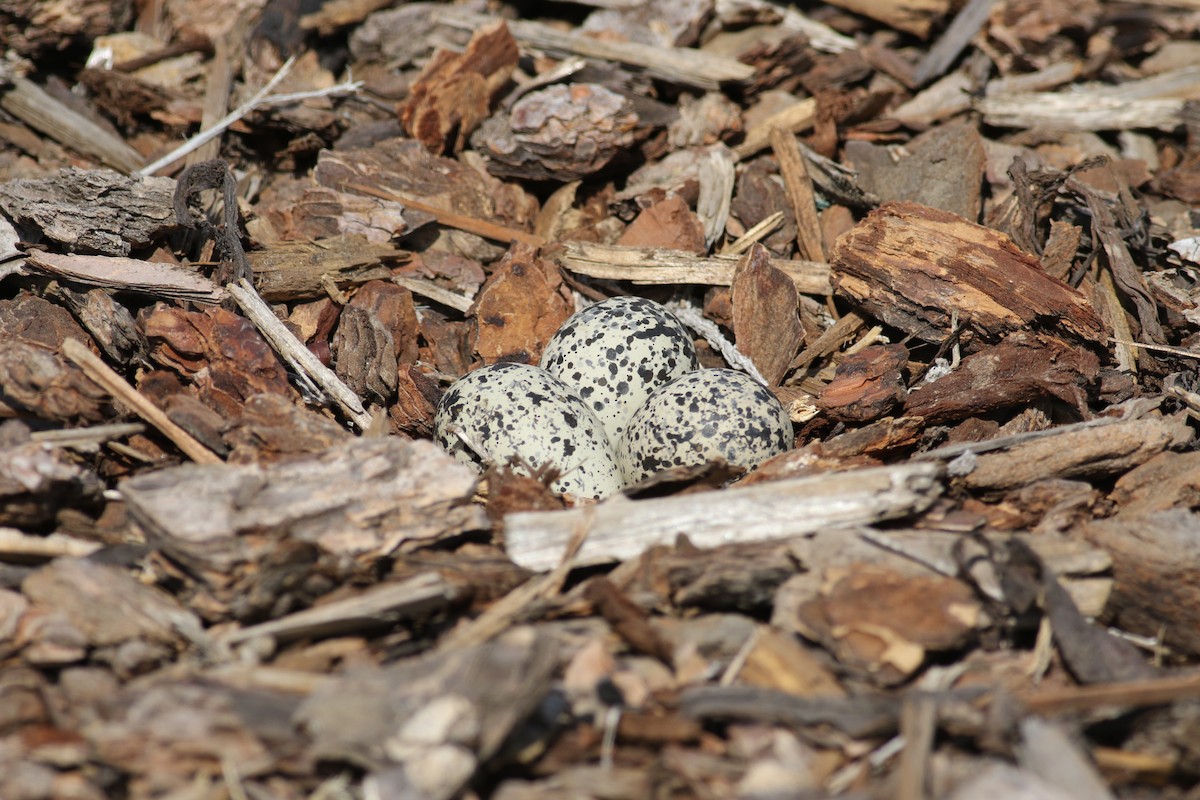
top-left (3, 1), bottom-right (1200, 798)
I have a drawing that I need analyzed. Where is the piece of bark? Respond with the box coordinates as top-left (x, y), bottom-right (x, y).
top-left (844, 120), bottom-right (986, 220)
top-left (22, 557), bottom-right (203, 650)
top-left (222, 393), bottom-right (352, 465)
top-left (298, 626), bottom-right (559, 791)
top-left (1017, 718), bottom-right (1118, 800)
top-left (730, 156), bottom-right (798, 256)
top-left (582, 0), bottom-right (711, 47)
top-left (1080, 508), bottom-right (1200, 657)
top-left (469, 243), bottom-right (573, 366)
top-left (141, 304), bottom-right (295, 420)
top-left (25, 251), bottom-right (225, 305)
top-left (583, 577), bottom-right (674, 664)
top-left (0, 438), bottom-right (104, 530)
top-left (555, 241), bottom-right (831, 296)
top-left (680, 684), bottom-right (902, 740)
top-left (832, 201), bottom-right (1108, 346)
top-left (977, 66), bottom-right (1200, 132)
top-left (431, 6), bottom-right (754, 90)
top-left (0, 340), bottom-right (111, 424)
top-left (817, 344), bottom-right (908, 423)
top-left (247, 234), bottom-right (400, 302)
top-left (287, 186), bottom-right (433, 243)
top-left (55, 287), bottom-right (146, 368)
top-left (738, 626), bottom-right (845, 697)
top-left (389, 365), bottom-right (442, 439)
top-left (616, 193), bottom-right (707, 254)
top-left (655, 539), bottom-right (799, 613)
top-left (504, 462), bottom-right (943, 571)
top-left (821, 0), bottom-right (950, 38)
top-left (904, 333), bottom-right (1098, 424)
top-left (400, 20), bottom-right (518, 155)
top-left (1109, 451), bottom-right (1200, 518)
top-left (0, 71), bottom-right (145, 173)
top-left (120, 437), bottom-right (487, 573)
top-left (0, 168), bottom-right (176, 255)
top-left (332, 305), bottom-right (397, 406)
top-left (731, 244), bottom-right (804, 386)
top-left (472, 83), bottom-right (643, 182)
top-left (87, 678), bottom-right (303, 795)
top-left (952, 414), bottom-right (1194, 493)
top-left (221, 572), bottom-right (467, 646)
top-left (910, 0), bottom-right (998, 87)
top-left (788, 564), bottom-right (982, 686)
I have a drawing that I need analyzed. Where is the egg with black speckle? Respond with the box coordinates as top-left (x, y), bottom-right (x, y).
top-left (617, 368), bottom-right (793, 484)
top-left (540, 296), bottom-right (699, 443)
top-left (434, 362), bottom-right (623, 499)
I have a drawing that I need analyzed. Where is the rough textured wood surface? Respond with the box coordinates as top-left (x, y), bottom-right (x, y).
top-left (832, 201), bottom-right (1107, 346)
top-left (505, 462), bottom-right (943, 571)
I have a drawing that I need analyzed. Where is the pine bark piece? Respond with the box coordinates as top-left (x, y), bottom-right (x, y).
top-left (331, 304), bottom-right (397, 406)
top-left (56, 287), bottom-right (146, 368)
top-left (471, 83), bottom-right (642, 181)
top-left (297, 626), bottom-right (559, 796)
top-left (817, 344), bottom-right (908, 423)
top-left (504, 462), bottom-right (943, 571)
top-left (843, 120), bottom-right (985, 220)
top-left (956, 414), bottom-right (1193, 493)
top-left (120, 437), bottom-right (487, 571)
top-left (0, 168), bottom-right (176, 255)
top-left (831, 201), bottom-right (1108, 346)
top-left (141, 305), bottom-right (295, 420)
top-left (222, 393), bottom-right (351, 465)
top-left (790, 565), bottom-right (982, 686)
top-left (904, 333), bottom-right (1099, 424)
top-left (21, 557), bottom-right (202, 650)
top-left (731, 244), bottom-right (804, 386)
top-left (0, 340), bottom-right (111, 423)
top-left (469, 243), bottom-right (573, 366)
top-left (400, 20), bottom-right (518, 155)
top-left (0, 439), bottom-right (103, 529)
top-left (616, 194), bottom-right (707, 253)
top-left (820, 0), bottom-right (950, 38)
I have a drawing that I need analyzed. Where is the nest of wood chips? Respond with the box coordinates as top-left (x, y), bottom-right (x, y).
top-left (3, 1), bottom-right (1200, 798)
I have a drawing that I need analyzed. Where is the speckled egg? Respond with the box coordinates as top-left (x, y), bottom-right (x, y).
top-left (617, 369), bottom-right (793, 484)
top-left (540, 296), bottom-right (699, 443)
top-left (434, 362), bottom-right (623, 499)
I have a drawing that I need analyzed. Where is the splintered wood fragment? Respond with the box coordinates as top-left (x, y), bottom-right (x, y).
top-left (345, 181), bottom-right (544, 247)
top-left (770, 128), bottom-right (825, 262)
top-left (910, 0), bottom-right (997, 87)
top-left (557, 242), bottom-right (831, 295)
top-left (430, 7), bottom-right (755, 90)
top-left (958, 414), bottom-right (1192, 492)
top-left (0, 72), bottom-right (144, 173)
top-left (187, 35), bottom-right (237, 166)
top-left (504, 462), bottom-right (943, 571)
top-left (391, 275), bottom-right (474, 313)
top-left (227, 279), bottom-right (372, 430)
top-left (724, 211), bottom-right (784, 255)
top-left (733, 98), bottom-right (817, 160)
top-left (221, 573), bottom-right (465, 645)
top-left (31, 422), bottom-right (146, 448)
top-left (26, 251), bottom-right (225, 304)
top-left (0, 527), bottom-right (101, 560)
top-left (832, 202), bottom-right (1107, 345)
top-left (60, 338), bottom-right (223, 465)
top-left (248, 234), bottom-right (398, 301)
top-left (977, 65), bottom-right (1200, 131)
top-left (788, 310), bottom-right (867, 375)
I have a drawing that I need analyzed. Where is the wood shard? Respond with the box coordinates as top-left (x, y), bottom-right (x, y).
top-left (504, 462), bottom-right (943, 571)
top-left (831, 201), bottom-right (1108, 345)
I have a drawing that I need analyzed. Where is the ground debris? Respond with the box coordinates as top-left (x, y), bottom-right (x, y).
top-left (3, 1), bottom-right (1200, 798)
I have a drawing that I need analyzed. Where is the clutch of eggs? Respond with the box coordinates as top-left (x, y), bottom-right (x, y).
top-left (434, 297), bottom-right (793, 499)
